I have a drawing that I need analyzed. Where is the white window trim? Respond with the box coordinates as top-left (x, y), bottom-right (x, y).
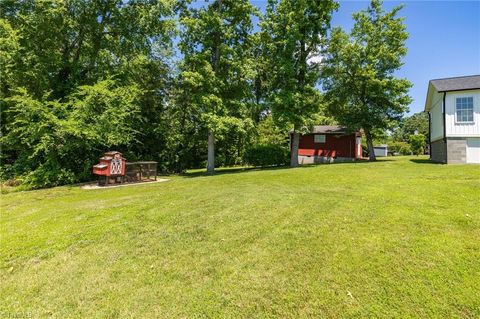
top-left (455, 96), bottom-right (475, 124)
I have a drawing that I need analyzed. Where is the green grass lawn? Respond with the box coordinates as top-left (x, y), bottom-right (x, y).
top-left (1, 156), bottom-right (479, 318)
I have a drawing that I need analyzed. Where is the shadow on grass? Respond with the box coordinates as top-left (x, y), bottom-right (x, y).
top-left (181, 165), bottom-right (289, 178)
top-left (409, 158), bottom-right (443, 165)
top-left (181, 158), bottom-right (391, 178)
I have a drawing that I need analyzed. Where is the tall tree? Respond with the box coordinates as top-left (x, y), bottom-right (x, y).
top-left (392, 112), bottom-right (429, 142)
top-left (0, 0), bottom-right (177, 188)
top-left (179, 0), bottom-right (257, 174)
top-left (261, 0), bottom-right (338, 167)
top-left (322, 0), bottom-right (412, 160)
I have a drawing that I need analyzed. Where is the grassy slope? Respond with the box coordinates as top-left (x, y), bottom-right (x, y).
top-left (1, 156), bottom-right (479, 318)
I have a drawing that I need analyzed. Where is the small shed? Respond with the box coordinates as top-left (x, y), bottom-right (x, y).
top-left (293, 125), bottom-right (362, 164)
top-left (373, 145), bottom-right (388, 157)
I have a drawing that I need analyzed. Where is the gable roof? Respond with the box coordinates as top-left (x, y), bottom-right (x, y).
top-left (430, 75), bottom-right (480, 92)
top-left (425, 75), bottom-right (480, 111)
top-left (290, 125), bottom-right (359, 135)
top-left (311, 125), bottom-right (349, 134)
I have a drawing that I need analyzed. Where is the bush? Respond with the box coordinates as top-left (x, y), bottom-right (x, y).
top-left (389, 141), bottom-right (412, 155)
top-left (2, 81), bottom-right (142, 189)
top-left (409, 134), bottom-right (426, 155)
top-left (244, 144), bottom-right (289, 167)
top-left (23, 163), bottom-right (76, 189)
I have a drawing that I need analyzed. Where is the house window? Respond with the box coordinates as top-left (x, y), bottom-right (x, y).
top-left (456, 97), bottom-right (474, 123)
top-left (314, 134), bottom-right (326, 143)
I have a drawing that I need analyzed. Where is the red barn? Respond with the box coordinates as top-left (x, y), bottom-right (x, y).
top-left (292, 126), bottom-right (362, 164)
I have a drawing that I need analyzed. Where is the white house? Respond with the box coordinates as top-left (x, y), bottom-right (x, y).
top-left (425, 75), bottom-right (480, 164)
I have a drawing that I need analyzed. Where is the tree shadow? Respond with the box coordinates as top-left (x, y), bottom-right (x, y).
top-left (181, 158), bottom-right (394, 178)
top-left (409, 158), bottom-right (443, 165)
top-left (180, 165), bottom-right (290, 178)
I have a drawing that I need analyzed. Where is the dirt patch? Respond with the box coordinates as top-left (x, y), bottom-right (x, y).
top-left (81, 178), bottom-right (169, 190)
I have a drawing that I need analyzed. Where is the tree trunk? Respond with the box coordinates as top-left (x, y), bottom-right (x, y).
top-left (206, 0), bottom-right (221, 176)
top-left (290, 127), bottom-right (300, 167)
top-left (365, 131), bottom-right (376, 161)
top-left (207, 130), bottom-right (215, 175)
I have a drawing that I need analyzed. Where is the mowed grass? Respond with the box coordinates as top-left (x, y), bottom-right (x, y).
top-left (1, 156), bottom-right (479, 318)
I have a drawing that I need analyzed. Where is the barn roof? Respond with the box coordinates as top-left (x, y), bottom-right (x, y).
top-left (311, 125), bottom-right (349, 134)
top-left (290, 125), bottom-right (359, 134)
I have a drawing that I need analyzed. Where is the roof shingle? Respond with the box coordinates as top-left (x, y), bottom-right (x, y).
top-left (311, 125), bottom-right (348, 134)
top-left (430, 75), bottom-right (480, 92)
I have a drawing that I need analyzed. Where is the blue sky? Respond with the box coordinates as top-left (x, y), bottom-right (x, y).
top-left (330, 0), bottom-right (480, 115)
top-left (187, 0), bottom-right (480, 115)
top-left (250, 0), bottom-right (480, 115)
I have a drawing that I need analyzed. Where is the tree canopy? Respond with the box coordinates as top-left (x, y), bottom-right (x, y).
top-left (261, 0), bottom-right (338, 167)
top-left (178, 0), bottom-right (257, 174)
top-left (322, 0), bottom-right (412, 160)
top-left (0, 0), bottom-right (413, 189)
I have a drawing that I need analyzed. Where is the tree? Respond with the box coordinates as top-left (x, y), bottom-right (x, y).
top-left (322, 0), bottom-right (412, 161)
top-left (409, 134), bottom-right (426, 156)
top-left (179, 0), bottom-right (257, 174)
top-left (389, 141), bottom-right (411, 155)
top-left (261, 0), bottom-right (338, 167)
top-left (2, 81), bottom-right (142, 188)
top-left (0, 0), bottom-right (177, 188)
top-left (392, 112), bottom-right (429, 142)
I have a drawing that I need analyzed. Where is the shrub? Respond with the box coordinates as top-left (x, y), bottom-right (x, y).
top-left (2, 81), bottom-right (142, 189)
top-left (389, 141), bottom-right (412, 155)
top-left (409, 134), bottom-right (426, 155)
top-left (23, 163), bottom-right (76, 189)
top-left (244, 144), bottom-right (289, 167)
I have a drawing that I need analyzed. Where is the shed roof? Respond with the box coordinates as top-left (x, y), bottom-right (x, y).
top-left (290, 125), bottom-right (359, 135)
top-left (311, 125), bottom-right (349, 134)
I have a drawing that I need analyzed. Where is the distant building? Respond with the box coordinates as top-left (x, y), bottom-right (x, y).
top-left (373, 145), bottom-right (388, 157)
top-left (425, 75), bottom-right (480, 164)
top-left (292, 126), bottom-right (362, 164)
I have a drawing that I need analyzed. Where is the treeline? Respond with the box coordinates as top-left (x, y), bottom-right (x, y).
top-left (0, 0), bottom-right (411, 189)
top-left (384, 112), bottom-right (429, 156)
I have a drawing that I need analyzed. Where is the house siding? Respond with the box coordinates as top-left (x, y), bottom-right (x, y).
top-left (466, 138), bottom-right (480, 163)
top-left (430, 91), bottom-right (444, 141)
top-left (425, 77), bottom-right (480, 164)
top-left (445, 89), bottom-right (480, 137)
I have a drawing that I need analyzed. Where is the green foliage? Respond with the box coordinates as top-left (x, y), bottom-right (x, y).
top-left (2, 81), bottom-right (142, 188)
top-left (68, 80), bottom-right (142, 147)
top-left (0, 0), bottom-right (419, 189)
top-left (178, 0), bottom-right (258, 173)
top-left (255, 115), bottom-right (288, 146)
top-left (0, 19), bottom-right (20, 96)
top-left (261, 0), bottom-right (338, 132)
top-left (260, 0), bottom-right (338, 167)
top-left (322, 0), bottom-right (412, 160)
top-left (244, 144), bottom-right (289, 167)
top-left (389, 141), bottom-right (412, 155)
top-left (409, 134), bottom-right (426, 155)
top-left (22, 162), bottom-right (77, 190)
top-left (0, 0), bottom-right (177, 188)
top-left (392, 112), bottom-right (429, 142)
top-left (242, 115), bottom-right (290, 168)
